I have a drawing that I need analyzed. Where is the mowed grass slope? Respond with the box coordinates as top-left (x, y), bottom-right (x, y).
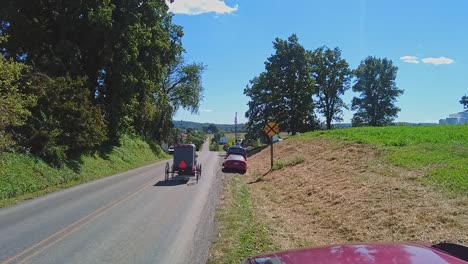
top-left (300, 125), bottom-right (468, 194)
top-left (0, 135), bottom-right (168, 208)
top-left (210, 125), bottom-right (468, 260)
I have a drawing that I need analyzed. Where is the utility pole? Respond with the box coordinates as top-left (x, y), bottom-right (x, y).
top-left (235, 112), bottom-right (238, 143)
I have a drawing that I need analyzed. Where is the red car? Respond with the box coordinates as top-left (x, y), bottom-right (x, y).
top-left (222, 154), bottom-right (247, 174)
top-left (245, 242), bottom-right (468, 264)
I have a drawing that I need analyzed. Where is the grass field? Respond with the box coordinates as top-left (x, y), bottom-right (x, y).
top-left (299, 125), bottom-right (468, 194)
top-left (0, 135), bottom-right (168, 208)
top-left (209, 125), bottom-right (468, 260)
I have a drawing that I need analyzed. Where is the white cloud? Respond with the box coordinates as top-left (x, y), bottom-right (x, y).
top-left (166, 0), bottom-right (238, 15)
top-left (400, 56), bottom-right (420, 64)
top-left (422, 57), bottom-right (454, 65)
top-left (200, 109), bottom-right (213, 113)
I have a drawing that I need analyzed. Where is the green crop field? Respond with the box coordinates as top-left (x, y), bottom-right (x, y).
top-left (300, 125), bottom-right (468, 194)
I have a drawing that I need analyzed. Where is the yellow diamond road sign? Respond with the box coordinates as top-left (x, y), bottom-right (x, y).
top-left (264, 122), bottom-right (279, 137)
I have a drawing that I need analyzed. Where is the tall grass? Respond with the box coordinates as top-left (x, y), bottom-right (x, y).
top-left (300, 125), bottom-right (468, 194)
top-left (0, 135), bottom-right (168, 204)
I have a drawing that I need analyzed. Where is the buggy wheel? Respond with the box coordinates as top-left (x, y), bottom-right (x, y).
top-left (198, 164), bottom-right (202, 179)
top-left (196, 170), bottom-right (199, 183)
top-left (171, 164), bottom-right (176, 178)
top-left (165, 162), bottom-right (170, 181)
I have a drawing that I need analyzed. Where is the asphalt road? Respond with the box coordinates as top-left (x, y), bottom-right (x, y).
top-left (0, 140), bottom-right (222, 264)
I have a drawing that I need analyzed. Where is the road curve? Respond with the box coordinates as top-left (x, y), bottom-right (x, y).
top-left (0, 140), bottom-right (222, 264)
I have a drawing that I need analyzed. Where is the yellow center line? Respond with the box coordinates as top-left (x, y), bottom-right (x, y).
top-left (2, 178), bottom-right (156, 264)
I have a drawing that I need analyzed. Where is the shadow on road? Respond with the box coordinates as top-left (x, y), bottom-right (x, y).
top-left (154, 179), bottom-right (189, 187)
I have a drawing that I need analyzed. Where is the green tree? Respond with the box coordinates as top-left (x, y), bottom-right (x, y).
top-left (310, 46), bottom-right (351, 129)
top-left (460, 95), bottom-right (468, 109)
top-left (152, 54), bottom-right (205, 141)
top-left (97, 1), bottom-right (183, 140)
top-left (18, 75), bottom-right (107, 165)
top-left (211, 132), bottom-right (225, 144)
top-left (351, 57), bottom-right (403, 126)
top-left (244, 73), bottom-right (274, 140)
top-left (0, 55), bottom-right (36, 151)
top-left (203, 124), bottom-right (219, 134)
top-left (168, 128), bottom-right (183, 145)
top-left (245, 34), bottom-right (316, 137)
top-left (162, 55), bottom-right (205, 114)
top-left (0, 0), bottom-right (190, 143)
top-left (0, 0), bottom-right (88, 77)
top-left (185, 130), bottom-right (205, 151)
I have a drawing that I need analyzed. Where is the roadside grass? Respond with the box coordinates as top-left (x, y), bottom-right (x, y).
top-left (0, 135), bottom-right (168, 208)
top-left (208, 176), bottom-right (277, 264)
top-left (299, 125), bottom-right (468, 194)
top-left (272, 155), bottom-right (305, 171)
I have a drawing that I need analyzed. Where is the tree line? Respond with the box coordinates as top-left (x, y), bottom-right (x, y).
top-left (244, 34), bottom-right (404, 139)
top-left (461, 95), bottom-right (468, 109)
top-left (0, 1), bottom-right (204, 165)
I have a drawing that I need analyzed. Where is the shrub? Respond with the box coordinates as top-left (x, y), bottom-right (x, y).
top-left (17, 75), bottom-right (107, 165)
top-left (209, 143), bottom-right (220, 151)
top-left (272, 155), bottom-right (305, 171)
top-left (0, 55), bottom-right (36, 152)
top-left (186, 130), bottom-right (206, 150)
top-left (272, 161), bottom-right (284, 170)
top-left (223, 143), bottom-right (231, 151)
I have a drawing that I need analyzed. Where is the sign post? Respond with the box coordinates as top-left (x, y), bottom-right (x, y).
top-left (263, 122), bottom-right (280, 170)
top-left (270, 136), bottom-right (274, 169)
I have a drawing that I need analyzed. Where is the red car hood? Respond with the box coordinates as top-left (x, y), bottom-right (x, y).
top-left (247, 243), bottom-right (467, 264)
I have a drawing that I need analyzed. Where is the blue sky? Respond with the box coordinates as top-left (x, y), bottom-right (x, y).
top-left (170, 0), bottom-right (468, 124)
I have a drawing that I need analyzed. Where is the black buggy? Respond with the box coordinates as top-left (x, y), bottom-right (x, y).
top-left (165, 144), bottom-right (202, 183)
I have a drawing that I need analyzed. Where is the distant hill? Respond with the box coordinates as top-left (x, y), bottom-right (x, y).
top-left (173, 120), bottom-right (246, 132)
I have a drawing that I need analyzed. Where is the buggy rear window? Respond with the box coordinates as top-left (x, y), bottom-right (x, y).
top-left (227, 155), bottom-right (245, 161)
